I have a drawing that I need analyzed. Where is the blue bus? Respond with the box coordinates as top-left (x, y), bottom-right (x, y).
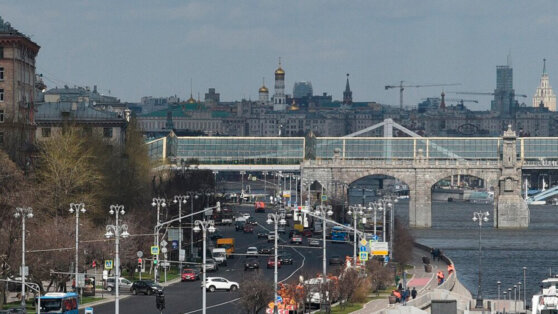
top-left (331, 226), bottom-right (348, 242)
top-left (37, 292), bottom-right (79, 313)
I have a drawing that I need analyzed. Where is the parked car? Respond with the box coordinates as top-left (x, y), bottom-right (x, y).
top-left (204, 277), bottom-right (239, 292)
top-left (267, 232), bottom-right (275, 243)
top-left (246, 217), bottom-right (258, 225)
top-left (206, 258), bottom-right (219, 271)
top-left (106, 277), bottom-right (133, 292)
top-left (291, 234), bottom-right (303, 244)
top-left (235, 221), bottom-right (245, 231)
top-left (302, 229), bottom-right (313, 237)
top-left (241, 213), bottom-right (250, 219)
top-left (278, 253), bottom-right (293, 265)
top-left (329, 255), bottom-right (343, 265)
top-left (210, 233), bottom-right (224, 241)
top-left (244, 257), bottom-right (259, 270)
top-left (181, 268), bottom-right (200, 281)
top-left (257, 232), bottom-right (268, 239)
top-left (243, 224), bottom-right (255, 233)
top-left (246, 247), bottom-right (258, 255)
top-left (267, 257), bottom-right (281, 269)
top-left (130, 280), bottom-right (163, 295)
top-left (309, 239), bottom-right (321, 247)
top-left (258, 247), bottom-right (273, 255)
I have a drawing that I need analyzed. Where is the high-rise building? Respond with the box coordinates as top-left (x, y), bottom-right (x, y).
top-left (491, 64), bottom-right (516, 116)
top-left (343, 73), bottom-right (352, 105)
top-left (0, 16), bottom-right (40, 165)
top-left (273, 58), bottom-right (286, 111)
top-left (204, 88), bottom-right (220, 107)
top-left (532, 59), bottom-right (556, 111)
top-left (293, 81), bottom-right (313, 98)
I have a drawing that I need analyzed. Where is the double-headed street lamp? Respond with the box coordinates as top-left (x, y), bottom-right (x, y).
top-left (105, 205), bottom-right (129, 314)
top-left (347, 205), bottom-right (367, 263)
top-left (523, 266), bottom-right (527, 309)
top-left (267, 212), bottom-right (286, 314)
top-left (193, 219), bottom-right (216, 314)
top-left (314, 204), bottom-right (333, 310)
top-left (184, 192), bottom-right (200, 256)
top-left (151, 198), bottom-right (166, 283)
top-left (240, 171), bottom-right (246, 194)
top-left (472, 210), bottom-right (490, 309)
top-left (173, 195), bottom-right (188, 271)
top-left (14, 207), bottom-right (33, 308)
top-left (69, 203), bottom-right (86, 296)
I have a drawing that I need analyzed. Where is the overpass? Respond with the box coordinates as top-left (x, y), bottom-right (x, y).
top-left (147, 125), bottom-right (558, 229)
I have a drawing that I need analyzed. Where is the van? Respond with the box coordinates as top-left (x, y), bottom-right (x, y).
top-left (212, 248), bottom-right (228, 265)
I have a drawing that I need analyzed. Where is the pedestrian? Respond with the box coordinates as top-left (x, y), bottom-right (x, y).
top-left (437, 270), bottom-right (445, 285)
top-left (398, 282), bottom-right (403, 292)
top-left (447, 263), bottom-right (455, 275)
top-left (393, 289), bottom-right (402, 303)
top-left (411, 287), bottom-right (417, 299)
top-left (401, 288), bottom-right (408, 305)
top-left (430, 248), bottom-right (435, 260)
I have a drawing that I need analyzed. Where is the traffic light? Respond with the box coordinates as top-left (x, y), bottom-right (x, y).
top-left (91, 260), bottom-right (96, 268)
top-left (156, 291), bottom-right (165, 310)
top-left (153, 258), bottom-right (158, 266)
top-left (138, 258), bottom-right (142, 267)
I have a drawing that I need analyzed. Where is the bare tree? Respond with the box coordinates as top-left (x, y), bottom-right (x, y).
top-left (393, 217), bottom-right (414, 266)
top-left (238, 272), bottom-right (274, 314)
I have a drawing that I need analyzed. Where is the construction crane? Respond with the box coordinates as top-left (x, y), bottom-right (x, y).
top-left (421, 97), bottom-right (478, 103)
top-left (453, 91), bottom-right (528, 98)
top-left (385, 81), bottom-right (461, 109)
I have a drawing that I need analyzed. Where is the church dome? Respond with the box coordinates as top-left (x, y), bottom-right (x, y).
top-left (259, 85), bottom-right (269, 93)
top-left (275, 67), bottom-right (285, 75)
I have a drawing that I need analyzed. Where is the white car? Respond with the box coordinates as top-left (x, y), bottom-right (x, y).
top-left (246, 247), bottom-right (258, 255)
top-left (241, 213), bottom-right (250, 219)
top-left (204, 277), bottom-right (239, 292)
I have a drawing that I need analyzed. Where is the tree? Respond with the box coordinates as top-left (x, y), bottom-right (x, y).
top-left (238, 273), bottom-right (274, 314)
top-left (393, 217), bottom-right (414, 266)
top-left (337, 268), bottom-right (364, 308)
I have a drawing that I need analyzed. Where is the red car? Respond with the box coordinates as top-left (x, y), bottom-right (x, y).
top-left (243, 224), bottom-right (254, 233)
top-left (302, 229), bottom-right (313, 237)
top-left (181, 268), bottom-right (200, 281)
top-left (267, 257), bottom-right (282, 269)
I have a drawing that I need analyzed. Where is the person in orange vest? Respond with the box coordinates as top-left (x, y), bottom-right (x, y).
top-left (393, 289), bottom-right (402, 303)
top-left (437, 271), bottom-right (445, 285)
top-left (447, 264), bottom-right (455, 275)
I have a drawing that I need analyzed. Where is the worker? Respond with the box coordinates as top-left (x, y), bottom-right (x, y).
top-left (447, 264), bottom-right (455, 275)
top-left (393, 289), bottom-right (402, 303)
top-left (437, 271), bottom-right (445, 285)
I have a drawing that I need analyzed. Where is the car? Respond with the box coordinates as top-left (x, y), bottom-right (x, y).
top-left (106, 277), bottom-right (133, 292)
top-left (258, 247), bottom-right (273, 254)
top-left (244, 257), bottom-right (259, 270)
top-left (302, 229), bottom-right (313, 237)
top-left (267, 232), bottom-right (275, 243)
top-left (181, 268), bottom-right (200, 281)
top-left (235, 221), bottom-right (245, 231)
top-left (309, 239), bottom-right (321, 247)
top-left (204, 277), bottom-right (240, 292)
top-left (246, 217), bottom-right (258, 225)
top-left (278, 253), bottom-right (293, 265)
top-left (329, 255), bottom-right (343, 265)
top-left (277, 226), bottom-right (287, 234)
top-left (267, 257), bottom-right (281, 269)
top-left (205, 258), bottom-right (219, 271)
top-left (130, 280), bottom-right (163, 295)
top-left (241, 213), bottom-right (250, 219)
top-left (246, 247), bottom-right (258, 255)
top-left (285, 210), bottom-right (293, 218)
top-left (243, 224), bottom-right (255, 233)
top-left (210, 233), bottom-right (224, 241)
top-left (257, 232), bottom-right (268, 239)
top-left (291, 235), bottom-right (303, 244)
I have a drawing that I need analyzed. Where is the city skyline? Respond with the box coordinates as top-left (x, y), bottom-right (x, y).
top-left (2, 0), bottom-right (557, 110)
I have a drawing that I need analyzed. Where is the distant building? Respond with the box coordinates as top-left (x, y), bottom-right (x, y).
top-left (43, 85), bottom-right (125, 114)
top-left (140, 95), bottom-right (180, 114)
top-left (343, 74), bottom-right (352, 106)
top-left (532, 59), bottom-right (556, 111)
top-left (258, 78), bottom-right (269, 105)
top-left (491, 64), bottom-right (516, 116)
top-left (0, 16), bottom-right (41, 165)
top-left (273, 58), bottom-right (287, 111)
top-left (204, 88), bottom-right (220, 107)
top-left (293, 81), bottom-right (313, 98)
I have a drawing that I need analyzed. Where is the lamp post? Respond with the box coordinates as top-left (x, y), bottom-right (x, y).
top-left (240, 171), bottom-right (246, 195)
top-left (212, 171), bottom-right (219, 193)
top-left (497, 281), bottom-right (501, 300)
top-left (513, 284), bottom-right (517, 312)
top-left (69, 203), bottom-right (86, 297)
top-left (173, 195), bottom-right (188, 271)
top-left (314, 204), bottom-right (333, 310)
top-left (508, 288), bottom-right (512, 300)
top-left (518, 281), bottom-right (522, 309)
top-left (472, 210), bottom-right (490, 309)
top-left (347, 205), bottom-right (366, 263)
top-left (267, 212), bottom-right (286, 314)
top-left (262, 171), bottom-right (269, 195)
top-left (193, 219), bottom-right (216, 314)
top-left (14, 207), bottom-right (33, 308)
top-left (105, 205), bottom-right (129, 314)
top-left (185, 192), bottom-right (200, 257)
top-left (151, 197), bottom-right (166, 283)
top-left (523, 266), bottom-right (527, 309)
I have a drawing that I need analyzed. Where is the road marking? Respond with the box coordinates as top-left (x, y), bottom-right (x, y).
top-left (183, 298), bottom-right (241, 314)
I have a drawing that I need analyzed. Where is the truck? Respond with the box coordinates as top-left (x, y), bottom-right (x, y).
top-left (255, 201), bottom-right (266, 213)
top-left (216, 238), bottom-right (235, 258)
top-left (211, 248), bottom-right (228, 266)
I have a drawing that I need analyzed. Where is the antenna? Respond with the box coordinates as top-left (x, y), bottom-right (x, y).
top-left (507, 51), bottom-right (512, 67)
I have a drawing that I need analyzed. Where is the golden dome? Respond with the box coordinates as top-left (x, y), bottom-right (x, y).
top-left (275, 67), bottom-right (285, 75)
top-left (259, 85), bottom-right (269, 93)
top-left (187, 95), bottom-right (196, 104)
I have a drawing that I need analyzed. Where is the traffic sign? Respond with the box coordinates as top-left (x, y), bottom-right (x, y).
top-left (370, 241), bottom-right (389, 256)
top-left (359, 252), bottom-right (369, 261)
top-left (160, 240), bottom-right (168, 247)
top-left (77, 273), bottom-right (85, 288)
top-left (161, 247), bottom-right (168, 254)
top-left (104, 260), bottom-right (113, 270)
top-left (371, 235), bottom-right (379, 241)
top-left (360, 239), bottom-right (368, 246)
top-left (171, 240), bottom-right (178, 249)
top-left (137, 251), bottom-right (143, 258)
top-left (359, 246), bottom-right (367, 252)
top-left (179, 249), bottom-right (185, 262)
top-left (276, 295), bottom-right (283, 303)
top-left (321, 195), bottom-right (327, 201)
top-left (151, 246), bottom-right (160, 255)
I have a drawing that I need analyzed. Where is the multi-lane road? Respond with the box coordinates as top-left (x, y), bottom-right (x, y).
top-left (91, 203), bottom-right (351, 314)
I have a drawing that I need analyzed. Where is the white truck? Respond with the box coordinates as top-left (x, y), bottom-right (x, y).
top-left (212, 248), bottom-right (228, 266)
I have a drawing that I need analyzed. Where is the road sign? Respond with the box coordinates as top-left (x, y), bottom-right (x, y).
top-left (137, 251), bottom-right (143, 258)
top-left (77, 273), bottom-right (85, 288)
top-left (104, 260), bottom-right (113, 270)
top-left (359, 252), bottom-right (369, 261)
top-left (360, 239), bottom-right (368, 246)
top-left (161, 247), bottom-right (168, 254)
top-left (371, 235), bottom-right (379, 241)
top-left (370, 241), bottom-right (389, 256)
top-left (19, 266), bottom-right (28, 276)
top-left (359, 246), bottom-right (367, 252)
top-left (276, 295), bottom-right (283, 303)
top-left (160, 240), bottom-right (168, 247)
top-left (171, 240), bottom-right (178, 249)
top-left (321, 195), bottom-right (327, 201)
top-left (384, 256), bottom-right (390, 263)
top-left (151, 246), bottom-right (160, 255)
top-left (179, 249), bottom-right (185, 262)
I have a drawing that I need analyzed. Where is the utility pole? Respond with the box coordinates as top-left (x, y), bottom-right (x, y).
top-left (151, 198), bottom-right (166, 283)
top-left (69, 203), bottom-right (86, 300)
top-left (173, 195), bottom-right (187, 271)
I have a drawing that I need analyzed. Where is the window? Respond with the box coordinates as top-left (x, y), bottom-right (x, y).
top-left (0, 132), bottom-right (3, 144)
top-left (0, 67), bottom-right (3, 80)
top-left (103, 127), bottom-right (113, 138)
top-left (0, 109), bottom-right (3, 123)
top-left (41, 127), bottom-right (51, 137)
top-left (0, 47), bottom-right (3, 59)
top-left (0, 89), bottom-right (3, 102)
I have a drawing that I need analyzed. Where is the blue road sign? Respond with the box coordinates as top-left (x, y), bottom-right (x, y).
top-left (371, 235), bottom-right (379, 241)
top-left (359, 246), bottom-right (367, 252)
top-left (172, 240), bottom-right (178, 249)
top-left (276, 296), bottom-right (283, 303)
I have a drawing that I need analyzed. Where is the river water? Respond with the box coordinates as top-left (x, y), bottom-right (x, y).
top-left (393, 199), bottom-right (558, 305)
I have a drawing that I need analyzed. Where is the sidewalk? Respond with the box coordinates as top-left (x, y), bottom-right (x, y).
top-left (352, 247), bottom-right (447, 314)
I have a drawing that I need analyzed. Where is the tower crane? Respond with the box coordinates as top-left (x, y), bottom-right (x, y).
top-left (385, 81), bottom-right (461, 109)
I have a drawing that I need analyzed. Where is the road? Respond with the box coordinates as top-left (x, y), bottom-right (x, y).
top-left (90, 203), bottom-right (352, 314)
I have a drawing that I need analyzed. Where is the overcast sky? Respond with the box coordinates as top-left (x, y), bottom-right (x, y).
top-left (2, 0), bottom-right (557, 110)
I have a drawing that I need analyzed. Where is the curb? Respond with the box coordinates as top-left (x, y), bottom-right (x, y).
top-left (85, 278), bottom-right (180, 308)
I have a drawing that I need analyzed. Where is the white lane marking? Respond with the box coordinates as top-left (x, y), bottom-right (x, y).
top-left (183, 297), bottom-right (240, 314)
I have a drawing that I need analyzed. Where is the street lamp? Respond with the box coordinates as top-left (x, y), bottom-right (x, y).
top-left (151, 197), bottom-right (167, 283)
top-left (173, 195), bottom-right (188, 271)
top-left (347, 205), bottom-right (366, 263)
top-left (267, 212), bottom-right (286, 314)
top-left (240, 171), bottom-right (246, 194)
top-left (523, 266), bottom-right (527, 309)
top-left (518, 281), bottom-right (522, 309)
top-left (497, 280), bottom-right (501, 300)
top-left (105, 205), bottom-right (129, 314)
top-left (472, 210), bottom-right (490, 309)
top-left (262, 171), bottom-right (269, 194)
top-left (193, 219), bottom-right (216, 314)
top-left (314, 204), bottom-right (333, 310)
top-left (14, 207), bottom-right (33, 308)
top-left (185, 192), bottom-right (200, 257)
top-left (69, 203), bottom-right (86, 296)
top-left (212, 171), bottom-right (219, 193)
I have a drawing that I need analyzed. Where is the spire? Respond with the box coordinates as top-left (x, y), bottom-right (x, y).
top-left (440, 91), bottom-right (446, 109)
top-left (345, 73), bottom-right (351, 92)
top-left (543, 58), bottom-right (547, 75)
top-left (343, 73), bottom-right (353, 105)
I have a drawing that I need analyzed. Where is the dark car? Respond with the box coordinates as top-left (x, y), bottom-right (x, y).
top-left (130, 280), bottom-right (163, 295)
top-left (181, 268), bottom-right (200, 281)
top-left (258, 247), bottom-right (273, 255)
top-left (246, 217), bottom-right (258, 225)
top-left (302, 229), bottom-right (313, 237)
top-left (267, 257), bottom-right (281, 269)
top-left (210, 233), bottom-right (224, 241)
top-left (289, 230), bottom-right (302, 237)
top-left (291, 234), bottom-right (303, 244)
top-left (257, 232), bottom-right (268, 239)
top-left (278, 253), bottom-right (293, 265)
top-left (244, 257), bottom-right (259, 271)
top-left (328, 255), bottom-right (343, 266)
top-left (243, 224), bottom-right (254, 233)
top-left (235, 221), bottom-right (245, 231)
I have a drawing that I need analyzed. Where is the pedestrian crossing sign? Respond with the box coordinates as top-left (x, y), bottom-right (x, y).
top-left (104, 260), bottom-right (113, 270)
top-left (360, 239), bottom-right (368, 246)
top-left (359, 252), bottom-right (369, 261)
top-left (151, 246), bottom-right (160, 255)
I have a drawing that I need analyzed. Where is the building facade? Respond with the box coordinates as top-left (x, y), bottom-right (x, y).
top-left (532, 59), bottom-right (556, 111)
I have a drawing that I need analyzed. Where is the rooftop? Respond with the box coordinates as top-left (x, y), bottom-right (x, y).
top-left (35, 102), bottom-right (125, 122)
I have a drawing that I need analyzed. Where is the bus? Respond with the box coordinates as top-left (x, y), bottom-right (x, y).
top-left (37, 292), bottom-right (79, 313)
top-left (331, 226), bottom-right (348, 243)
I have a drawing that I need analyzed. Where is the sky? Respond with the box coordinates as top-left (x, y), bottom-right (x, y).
top-left (2, 0), bottom-right (558, 110)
